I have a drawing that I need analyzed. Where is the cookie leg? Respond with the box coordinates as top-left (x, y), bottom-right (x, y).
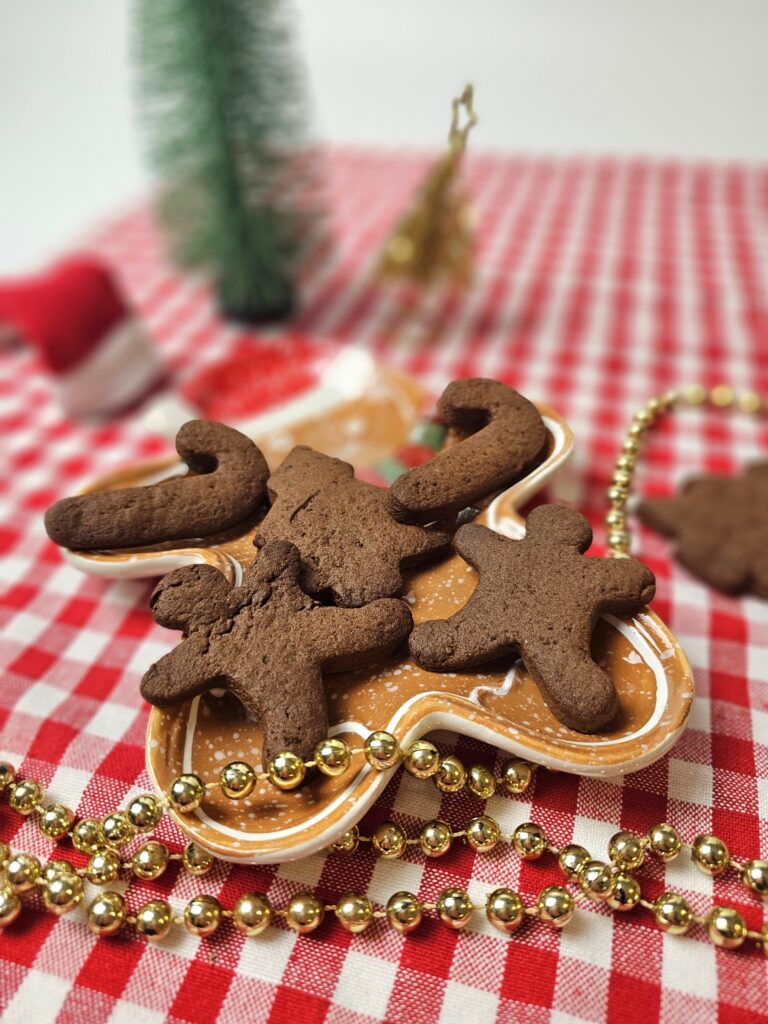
top-left (521, 643), bottom-right (619, 733)
top-left (233, 668), bottom-right (328, 764)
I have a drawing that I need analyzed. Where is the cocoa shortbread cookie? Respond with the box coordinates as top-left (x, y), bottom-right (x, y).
top-left (387, 378), bottom-right (547, 523)
top-left (638, 462), bottom-right (768, 598)
top-left (255, 445), bottom-right (451, 607)
top-left (409, 504), bottom-right (656, 732)
top-left (141, 540), bottom-right (412, 761)
top-left (45, 420), bottom-right (269, 550)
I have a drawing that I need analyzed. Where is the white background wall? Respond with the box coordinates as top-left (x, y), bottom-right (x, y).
top-left (1, 0), bottom-right (767, 273)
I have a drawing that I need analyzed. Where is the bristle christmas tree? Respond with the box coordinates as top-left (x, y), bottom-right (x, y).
top-left (135, 0), bottom-right (324, 323)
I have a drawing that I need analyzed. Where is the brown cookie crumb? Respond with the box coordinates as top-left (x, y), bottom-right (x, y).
top-left (44, 420), bottom-right (268, 550)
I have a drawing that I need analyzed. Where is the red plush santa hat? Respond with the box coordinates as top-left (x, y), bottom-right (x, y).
top-left (0, 256), bottom-right (163, 416)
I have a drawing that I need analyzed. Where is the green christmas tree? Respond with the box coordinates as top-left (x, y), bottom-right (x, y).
top-left (135, 0), bottom-right (324, 322)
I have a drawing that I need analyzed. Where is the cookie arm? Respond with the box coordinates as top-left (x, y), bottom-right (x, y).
top-left (409, 601), bottom-right (509, 670)
top-left (583, 557), bottom-right (656, 612)
top-left (140, 635), bottom-right (221, 706)
top-left (309, 600), bottom-right (413, 671)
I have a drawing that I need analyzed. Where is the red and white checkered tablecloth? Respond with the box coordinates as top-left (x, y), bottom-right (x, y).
top-left (1, 148), bottom-right (768, 1024)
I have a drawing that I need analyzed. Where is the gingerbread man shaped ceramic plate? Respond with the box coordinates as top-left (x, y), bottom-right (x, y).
top-left (59, 397), bottom-right (693, 864)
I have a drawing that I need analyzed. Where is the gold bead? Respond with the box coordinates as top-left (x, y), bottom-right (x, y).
top-left (500, 759), bottom-right (534, 795)
top-left (86, 849), bottom-right (122, 885)
top-left (136, 899), bottom-right (173, 941)
top-left (608, 831), bottom-right (645, 871)
top-left (0, 842), bottom-right (8, 867)
top-left (434, 755), bottom-right (466, 793)
top-left (335, 893), bottom-right (374, 933)
top-left (419, 820), bottom-right (453, 858)
top-left (660, 389), bottom-right (679, 408)
top-left (267, 752), bottom-right (306, 791)
top-left (607, 485), bottom-right (628, 505)
top-left (71, 818), bottom-right (105, 854)
top-left (558, 844), bottom-right (590, 880)
top-left (184, 894), bottom-right (222, 937)
top-left (39, 803), bottom-right (74, 840)
top-left (285, 893), bottom-right (324, 934)
top-left (233, 893), bottom-right (272, 936)
top-left (363, 731), bottom-right (400, 770)
top-left (372, 821), bottom-right (407, 859)
top-left (486, 888), bottom-right (524, 933)
top-left (169, 773), bottom-right (206, 812)
top-left (614, 455), bottom-right (635, 473)
top-left (466, 815), bottom-right (500, 853)
top-left (684, 383), bottom-right (708, 405)
top-left (622, 437), bottom-right (640, 455)
top-left (653, 891), bottom-right (693, 934)
top-left (633, 408), bottom-right (654, 426)
top-left (44, 859), bottom-right (74, 881)
top-left (608, 530), bottom-right (630, 551)
top-left (607, 873), bottom-right (641, 912)
top-left (466, 764), bottom-right (496, 799)
top-left (182, 841), bottom-right (214, 876)
top-left (314, 739), bottom-right (351, 778)
top-left (0, 761), bottom-right (16, 791)
top-left (329, 826), bottom-right (359, 854)
top-left (741, 859), bottom-right (768, 900)
top-left (605, 509), bottom-right (626, 528)
top-left (710, 384), bottom-right (734, 407)
top-left (0, 887), bottom-right (21, 928)
top-left (42, 871), bottom-right (84, 915)
top-left (536, 885), bottom-right (574, 928)
top-left (705, 905), bottom-right (746, 949)
top-left (101, 811), bottom-right (135, 848)
top-left (132, 840), bottom-right (169, 880)
top-left (9, 779), bottom-right (44, 815)
top-left (6, 853), bottom-right (41, 893)
top-left (127, 794), bottom-right (163, 832)
top-left (387, 891), bottom-right (422, 933)
top-left (612, 467), bottom-right (632, 487)
top-left (220, 760), bottom-right (257, 798)
top-left (579, 860), bottom-right (615, 901)
top-left (647, 823), bottom-right (681, 860)
top-left (512, 822), bottom-right (547, 860)
top-left (87, 891), bottom-right (125, 936)
top-left (738, 390), bottom-right (762, 414)
top-left (436, 887), bottom-right (473, 929)
top-left (403, 740), bottom-right (440, 779)
top-left (691, 834), bottom-right (729, 876)
top-left (762, 926), bottom-right (768, 958)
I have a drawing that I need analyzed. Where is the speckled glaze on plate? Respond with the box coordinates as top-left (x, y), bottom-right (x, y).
top-left (143, 403), bottom-right (693, 863)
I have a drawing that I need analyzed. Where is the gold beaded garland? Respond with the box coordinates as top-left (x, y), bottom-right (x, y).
top-left (653, 891), bottom-right (693, 934)
top-left (363, 731), bottom-right (400, 770)
top-left (39, 803), bottom-right (74, 840)
top-left (608, 831), bottom-right (644, 871)
top-left (486, 888), bottom-right (524, 933)
top-left (329, 826), bottom-right (359, 854)
top-left (285, 893), bottom-right (325, 933)
top-left (9, 780), bottom-right (44, 815)
top-left (6, 853), bottom-right (41, 893)
top-left (182, 841), bottom-right (214, 876)
top-left (44, 859), bottom-right (74, 881)
top-left (419, 820), bottom-right (453, 858)
top-left (706, 906), bottom-right (747, 949)
top-left (127, 794), bottom-right (163, 832)
top-left (136, 899), bottom-right (174, 941)
top-left (436, 887), bottom-right (473, 929)
top-left (0, 886), bottom-right (21, 929)
top-left (168, 773), bottom-right (206, 813)
top-left (335, 893), bottom-right (374, 933)
top-left (132, 840), bottom-right (169, 880)
top-left (372, 821), bottom-right (407, 860)
top-left (536, 885), bottom-right (573, 928)
top-left (500, 759), bottom-right (533, 795)
top-left (692, 834), bottom-right (729, 876)
top-left (314, 739), bottom-right (351, 778)
top-left (0, 841), bottom-right (9, 865)
top-left (71, 818), bottom-right (105, 854)
top-left (741, 859), bottom-right (768, 900)
top-left (579, 860), bottom-right (615, 901)
top-left (219, 761), bottom-right (257, 799)
top-left (466, 815), bottom-right (500, 853)
top-left (86, 849), bottom-right (122, 885)
top-left (466, 764), bottom-right (496, 799)
top-left (88, 891), bottom-right (125, 936)
top-left (42, 871), bottom-right (84, 915)
top-left (647, 823), bottom-right (682, 861)
top-left (434, 755), bottom-right (466, 793)
top-left (102, 811), bottom-right (135, 848)
top-left (0, 761), bottom-right (16, 791)
top-left (184, 894), bottom-right (222, 936)
top-left (387, 891), bottom-right (422, 933)
top-left (607, 873), bottom-right (641, 912)
top-left (558, 844), bottom-right (590, 880)
top-left (512, 822), bottom-right (547, 860)
top-left (267, 752), bottom-right (306, 791)
top-left (403, 740), bottom-right (440, 779)
top-left (233, 893), bottom-right (272, 936)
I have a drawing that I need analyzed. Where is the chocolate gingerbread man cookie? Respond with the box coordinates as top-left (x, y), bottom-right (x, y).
top-left (638, 462), bottom-right (768, 597)
top-left (409, 504), bottom-right (656, 732)
top-left (141, 540), bottom-right (412, 761)
top-left (255, 446), bottom-right (451, 607)
top-left (387, 378), bottom-right (547, 523)
top-left (45, 420), bottom-right (269, 550)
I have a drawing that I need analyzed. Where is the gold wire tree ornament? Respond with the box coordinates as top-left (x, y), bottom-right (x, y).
top-left (374, 85), bottom-right (478, 290)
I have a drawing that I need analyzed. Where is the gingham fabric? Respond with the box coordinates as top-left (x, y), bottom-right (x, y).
top-left (1, 149), bottom-right (767, 1024)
